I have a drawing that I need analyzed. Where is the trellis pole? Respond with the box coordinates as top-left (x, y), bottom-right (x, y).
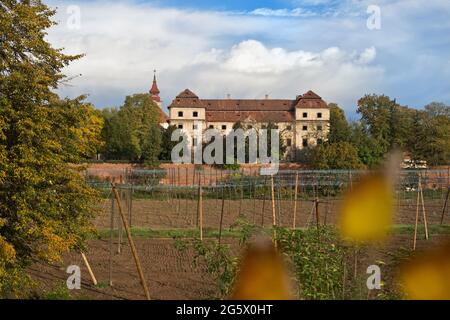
top-left (109, 188), bottom-right (115, 286)
top-left (271, 176), bottom-right (277, 244)
top-left (293, 172), bottom-right (299, 229)
top-left (419, 178), bottom-right (429, 240)
top-left (81, 252), bottom-right (97, 286)
top-left (218, 187), bottom-right (225, 246)
top-left (112, 184), bottom-right (151, 300)
top-left (440, 187), bottom-right (450, 225)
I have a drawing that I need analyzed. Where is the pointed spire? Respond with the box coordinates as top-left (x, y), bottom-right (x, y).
top-left (150, 69), bottom-right (161, 102)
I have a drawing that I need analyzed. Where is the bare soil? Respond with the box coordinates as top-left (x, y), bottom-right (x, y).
top-left (93, 198), bottom-right (447, 230)
top-left (28, 233), bottom-right (450, 300)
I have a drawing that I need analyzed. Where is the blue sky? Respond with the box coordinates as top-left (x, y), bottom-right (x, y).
top-left (45, 0), bottom-right (450, 117)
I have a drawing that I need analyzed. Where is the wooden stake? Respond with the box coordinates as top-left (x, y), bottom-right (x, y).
top-left (81, 252), bottom-right (98, 286)
top-left (271, 176), bottom-right (277, 244)
top-left (315, 198), bottom-right (320, 229)
top-left (261, 179), bottom-right (267, 227)
top-left (440, 187), bottom-right (449, 225)
top-left (109, 190), bottom-right (115, 286)
top-left (197, 174), bottom-right (203, 241)
top-left (293, 172), bottom-right (299, 229)
top-left (199, 184), bottom-right (203, 241)
top-left (112, 184), bottom-right (151, 300)
top-left (117, 188), bottom-right (123, 254)
top-left (271, 176), bottom-right (276, 227)
top-left (413, 182), bottom-right (420, 251)
top-left (419, 180), bottom-right (429, 240)
top-left (218, 188), bottom-right (225, 246)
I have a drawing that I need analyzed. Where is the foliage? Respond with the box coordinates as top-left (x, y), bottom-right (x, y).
top-left (355, 95), bottom-right (449, 166)
top-left (275, 226), bottom-right (349, 300)
top-left (0, 0), bottom-right (99, 296)
top-left (101, 94), bottom-right (162, 164)
top-left (159, 125), bottom-right (178, 161)
top-left (312, 142), bottom-right (365, 170)
top-left (175, 238), bottom-right (239, 298)
top-left (328, 103), bottom-right (351, 143)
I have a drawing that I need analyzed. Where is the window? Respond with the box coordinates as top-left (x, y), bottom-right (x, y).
top-left (317, 138), bottom-right (323, 145)
top-left (193, 124), bottom-right (198, 130)
top-left (302, 125), bottom-right (308, 131)
top-left (286, 125), bottom-right (292, 130)
top-left (303, 112), bottom-right (308, 118)
top-left (209, 125), bottom-right (214, 129)
top-left (178, 111), bottom-right (184, 117)
top-left (193, 111), bottom-right (198, 117)
top-left (287, 139), bottom-right (292, 147)
top-left (302, 139), bottom-right (308, 147)
top-left (177, 124), bottom-right (183, 129)
top-left (317, 112), bottom-right (322, 118)
top-left (273, 125), bottom-right (279, 129)
top-left (317, 125), bottom-right (323, 131)
top-left (222, 125), bottom-right (227, 130)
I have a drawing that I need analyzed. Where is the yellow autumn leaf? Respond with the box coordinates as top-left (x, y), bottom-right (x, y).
top-left (230, 238), bottom-right (292, 300)
top-left (339, 173), bottom-right (394, 243)
top-left (399, 243), bottom-right (450, 300)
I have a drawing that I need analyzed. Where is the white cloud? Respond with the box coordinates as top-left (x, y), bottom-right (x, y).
top-left (355, 46), bottom-right (376, 64)
top-left (44, 0), bottom-right (450, 113)
top-left (249, 8), bottom-right (316, 17)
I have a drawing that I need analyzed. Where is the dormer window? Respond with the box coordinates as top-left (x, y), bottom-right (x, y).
top-left (303, 112), bottom-right (308, 118)
top-left (317, 112), bottom-right (322, 118)
top-left (178, 111), bottom-right (183, 117)
top-left (193, 111), bottom-right (198, 117)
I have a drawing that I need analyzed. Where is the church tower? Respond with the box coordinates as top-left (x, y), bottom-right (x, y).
top-left (150, 69), bottom-right (162, 108)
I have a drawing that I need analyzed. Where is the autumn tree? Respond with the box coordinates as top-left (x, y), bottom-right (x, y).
top-left (0, 1), bottom-right (102, 296)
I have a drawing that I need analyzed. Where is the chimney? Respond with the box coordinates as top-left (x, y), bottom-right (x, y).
top-left (227, 93), bottom-right (231, 99)
top-left (265, 94), bottom-right (270, 100)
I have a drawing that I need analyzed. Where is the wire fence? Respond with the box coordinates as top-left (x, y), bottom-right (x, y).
top-left (88, 168), bottom-right (450, 233)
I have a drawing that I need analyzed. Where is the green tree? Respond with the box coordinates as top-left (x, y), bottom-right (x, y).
top-left (422, 102), bottom-right (450, 165)
top-left (357, 94), bottom-right (412, 153)
top-left (142, 124), bottom-right (161, 167)
top-left (102, 94), bottom-right (162, 163)
top-left (349, 122), bottom-right (384, 168)
top-left (328, 103), bottom-right (351, 143)
top-left (0, 1), bottom-right (100, 296)
top-left (159, 125), bottom-right (178, 161)
top-left (312, 142), bottom-right (364, 170)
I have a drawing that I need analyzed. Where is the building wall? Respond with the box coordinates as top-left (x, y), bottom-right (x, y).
top-left (168, 105), bottom-right (329, 161)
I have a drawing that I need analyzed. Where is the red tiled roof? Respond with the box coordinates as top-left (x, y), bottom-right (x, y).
top-left (168, 89), bottom-right (328, 122)
top-left (206, 110), bottom-right (295, 123)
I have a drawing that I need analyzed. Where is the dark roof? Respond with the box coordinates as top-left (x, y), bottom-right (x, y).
top-left (168, 89), bottom-right (328, 122)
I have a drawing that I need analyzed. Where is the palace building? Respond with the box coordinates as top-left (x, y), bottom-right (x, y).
top-left (151, 73), bottom-right (330, 160)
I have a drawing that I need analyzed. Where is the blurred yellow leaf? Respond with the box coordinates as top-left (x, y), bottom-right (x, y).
top-left (400, 243), bottom-right (450, 300)
top-left (339, 173), bottom-right (394, 243)
top-left (230, 238), bottom-right (292, 300)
